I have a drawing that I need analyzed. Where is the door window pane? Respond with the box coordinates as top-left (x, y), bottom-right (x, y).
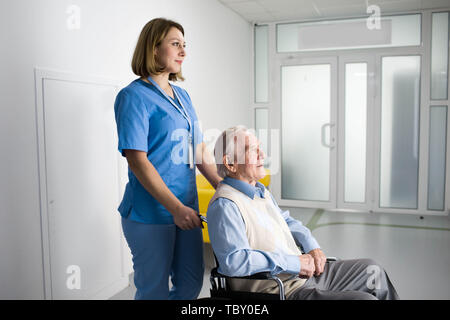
top-left (431, 12), bottom-right (449, 100)
top-left (428, 106), bottom-right (447, 211)
top-left (281, 64), bottom-right (330, 201)
top-left (277, 14), bottom-right (421, 52)
top-left (255, 25), bottom-right (269, 102)
top-left (380, 56), bottom-right (421, 209)
top-left (344, 63), bottom-right (367, 203)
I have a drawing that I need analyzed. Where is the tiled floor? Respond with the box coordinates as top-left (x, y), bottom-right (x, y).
top-left (110, 208), bottom-right (450, 300)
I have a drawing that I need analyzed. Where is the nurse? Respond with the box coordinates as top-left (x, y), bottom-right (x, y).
top-left (114, 18), bottom-right (222, 299)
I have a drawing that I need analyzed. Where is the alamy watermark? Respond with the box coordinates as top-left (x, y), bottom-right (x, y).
top-left (66, 264), bottom-right (81, 290)
top-left (170, 123), bottom-right (281, 174)
top-left (66, 5), bottom-right (81, 30)
top-left (366, 265), bottom-right (382, 290)
top-left (366, 5), bottom-right (381, 30)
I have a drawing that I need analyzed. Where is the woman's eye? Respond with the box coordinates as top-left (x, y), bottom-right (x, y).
top-left (172, 42), bottom-right (186, 48)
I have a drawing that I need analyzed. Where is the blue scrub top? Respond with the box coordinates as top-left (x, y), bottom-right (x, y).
top-left (114, 79), bottom-right (203, 224)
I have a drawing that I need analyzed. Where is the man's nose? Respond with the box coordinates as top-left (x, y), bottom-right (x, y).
top-left (258, 149), bottom-right (265, 159)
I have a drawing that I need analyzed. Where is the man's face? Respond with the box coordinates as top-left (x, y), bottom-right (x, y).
top-left (234, 133), bottom-right (266, 185)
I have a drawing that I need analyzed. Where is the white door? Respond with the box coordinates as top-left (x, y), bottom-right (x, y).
top-left (273, 57), bottom-right (338, 209)
top-left (273, 56), bottom-right (375, 211)
top-left (35, 69), bottom-right (129, 299)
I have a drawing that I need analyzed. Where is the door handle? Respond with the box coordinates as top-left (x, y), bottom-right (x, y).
top-left (321, 122), bottom-right (335, 149)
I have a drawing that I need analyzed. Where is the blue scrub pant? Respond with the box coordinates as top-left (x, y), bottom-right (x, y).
top-left (121, 217), bottom-right (204, 300)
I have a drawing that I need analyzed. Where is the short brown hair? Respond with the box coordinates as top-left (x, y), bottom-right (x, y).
top-left (131, 18), bottom-right (185, 81)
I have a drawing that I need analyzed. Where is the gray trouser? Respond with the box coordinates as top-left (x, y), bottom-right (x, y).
top-left (288, 258), bottom-right (399, 300)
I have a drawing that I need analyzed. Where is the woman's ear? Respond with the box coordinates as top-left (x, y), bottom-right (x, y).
top-left (154, 43), bottom-right (160, 61)
top-left (223, 154), bottom-right (237, 173)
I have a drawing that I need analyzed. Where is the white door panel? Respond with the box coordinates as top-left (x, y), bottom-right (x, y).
top-left (35, 69), bottom-right (128, 299)
top-left (276, 57), bottom-right (337, 209)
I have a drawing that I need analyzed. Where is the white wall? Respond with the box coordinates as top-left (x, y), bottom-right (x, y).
top-left (0, 0), bottom-right (251, 299)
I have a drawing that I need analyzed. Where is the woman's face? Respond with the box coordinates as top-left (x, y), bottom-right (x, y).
top-left (155, 27), bottom-right (186, 75)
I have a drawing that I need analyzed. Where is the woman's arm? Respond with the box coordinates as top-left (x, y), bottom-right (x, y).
top-left (124, 149), bottom-right (202, 230)
top-left (195, 142), bottom-right (222, 189)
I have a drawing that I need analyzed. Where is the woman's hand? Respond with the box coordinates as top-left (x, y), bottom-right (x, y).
top-left (125, 150), bottom-right (202, 230)
top-left (173, 204), bottom-right (202, 230)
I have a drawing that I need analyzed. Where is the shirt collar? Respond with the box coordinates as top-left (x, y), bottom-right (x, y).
top-left (222, 176), bottom-right (266, 199)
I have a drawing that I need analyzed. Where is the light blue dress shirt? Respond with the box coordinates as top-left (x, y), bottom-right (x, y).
top-left (207, 176), bottom-right (320, 277)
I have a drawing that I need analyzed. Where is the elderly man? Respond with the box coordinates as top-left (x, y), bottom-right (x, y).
top-left (207, 126), bottom-right (399, 300)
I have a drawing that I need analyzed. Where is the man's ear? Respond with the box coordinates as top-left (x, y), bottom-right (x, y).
top-left (223, 155), bottom-right (237, 173)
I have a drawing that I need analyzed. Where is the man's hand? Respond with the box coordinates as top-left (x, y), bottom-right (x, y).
top-left (299, 254), bottom-right (315, 279)
top-left (308, 248), bottom-right (327, 277)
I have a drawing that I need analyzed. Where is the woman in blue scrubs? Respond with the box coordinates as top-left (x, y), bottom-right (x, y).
top-left (114, 18), bottom-right (222, 299)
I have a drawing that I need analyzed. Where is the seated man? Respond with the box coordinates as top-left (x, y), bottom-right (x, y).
top-left (207, 126), bottom-right (399, 300)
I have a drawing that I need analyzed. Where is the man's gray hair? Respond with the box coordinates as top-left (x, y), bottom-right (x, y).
top-left (214, 125), bottom-right (251, 178)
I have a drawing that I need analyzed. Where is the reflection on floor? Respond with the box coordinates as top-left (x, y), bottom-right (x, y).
top-left (111, 208), bottom-right (450, 300)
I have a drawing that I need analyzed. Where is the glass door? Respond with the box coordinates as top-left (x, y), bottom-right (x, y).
top-left (275, 54), bottom-right (429, 214)
top-left (277, 57), bottom-right (337, 209)
top-left (275, 56), bottom-right (375, 211)
top-left (268, 12), bottom-right (449, 215)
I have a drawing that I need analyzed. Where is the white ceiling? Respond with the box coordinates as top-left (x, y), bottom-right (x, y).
top-left (218, 0), bottom-right (450, 23)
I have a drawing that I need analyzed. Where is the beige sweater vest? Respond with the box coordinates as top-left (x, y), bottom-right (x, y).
top-left (209, 183), bottom-right (306, 297)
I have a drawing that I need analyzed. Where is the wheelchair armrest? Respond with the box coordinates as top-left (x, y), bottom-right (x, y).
top-left (326, 257), bottom-right (338, 262)
top-left (210, 267), bottom-right (286, 300)
top-left (228, 271), bottom-right (274, 280)
top-left (212, 257), bottom-right (338, 280)
top-left (211, 267), bottom-right (273, 280)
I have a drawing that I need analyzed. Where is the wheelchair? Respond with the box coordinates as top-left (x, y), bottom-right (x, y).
top-left (209, 247), bottom-right (338, 300)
